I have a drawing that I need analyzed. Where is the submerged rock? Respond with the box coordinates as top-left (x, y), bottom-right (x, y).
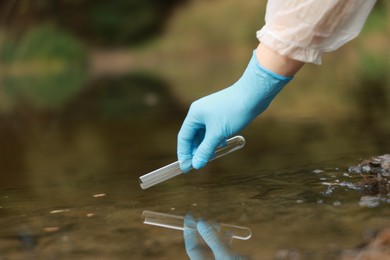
top-left (348, 154), bottom-right (390, 176)
top-left (341, 228), bottom-right (390, 260)
top-left (348, 154), bottom-right (390, 196)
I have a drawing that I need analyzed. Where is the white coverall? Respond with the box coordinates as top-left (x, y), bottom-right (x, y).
top-left (257, 0), bottom-right (377, 64)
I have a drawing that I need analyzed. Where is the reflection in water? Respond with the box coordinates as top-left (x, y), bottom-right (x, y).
top-left (184, 213), bottom-right (244, 260)
top-left (0, 3), bottom-right (389, 259)
top-left (0, 67), bottom-right (389, 259)
top-left (142, 210), bottom-right (251, 240)
top-left (0, 73), bottom-right (186, 258)
top-left (142, 210), bottom-right (250, 259)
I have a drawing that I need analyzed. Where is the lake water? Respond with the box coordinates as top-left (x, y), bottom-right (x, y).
top-left (0, 75), bottom-right (389, 259)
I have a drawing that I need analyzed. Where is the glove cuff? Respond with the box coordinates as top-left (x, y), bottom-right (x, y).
top-left (251, 50), bottom-right (293, 82)
top-left (234, 50), bottom-right (294, 116)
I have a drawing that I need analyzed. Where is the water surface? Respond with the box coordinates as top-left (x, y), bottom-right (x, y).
top-left (0, 75), bottom-right (389, 259)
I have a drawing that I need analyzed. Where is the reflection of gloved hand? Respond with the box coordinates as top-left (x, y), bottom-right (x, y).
top-left (177, 50), bottom-right (292, 172)
top-left (184, 214), bottom-right (243, 260)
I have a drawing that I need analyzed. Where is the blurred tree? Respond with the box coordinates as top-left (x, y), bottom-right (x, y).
top-left (1, 25), bottom-right (87, 111)
top-left (0, 0), bottom-right (188, 46)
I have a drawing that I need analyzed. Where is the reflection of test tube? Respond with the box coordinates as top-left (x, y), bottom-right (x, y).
top-left (142, 210), bottom-right (252, 240)
top-left (139, 136), bottom-right (246, 189)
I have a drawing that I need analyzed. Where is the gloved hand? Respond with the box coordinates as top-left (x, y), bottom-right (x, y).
top-left (177, 50), bottom-right (292, 172)
top-left (184, 214), bottom-right (242, 260)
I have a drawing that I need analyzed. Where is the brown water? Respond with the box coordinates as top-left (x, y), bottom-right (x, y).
top-left (0, 75), bottom-right (389, 259)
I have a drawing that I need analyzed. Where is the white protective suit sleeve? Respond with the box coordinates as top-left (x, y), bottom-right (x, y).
top-left (257, 0), bottom-right (377, 64)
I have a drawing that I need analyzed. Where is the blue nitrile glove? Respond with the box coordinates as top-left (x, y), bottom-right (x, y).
top-left (177, 50), bottom-right (292, 172)
top-left (184, 214), bottom-right (207, 260)
top-left (184, 214), bottom-right (242, 260)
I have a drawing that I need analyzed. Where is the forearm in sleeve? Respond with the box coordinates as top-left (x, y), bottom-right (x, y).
top-left (257, 0), bottom-right (377, 64)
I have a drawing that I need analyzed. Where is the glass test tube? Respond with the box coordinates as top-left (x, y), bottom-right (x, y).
top-left (142, 210), bottom-right (252, 240)
top-left (139, 135), bottom-right (245, 189)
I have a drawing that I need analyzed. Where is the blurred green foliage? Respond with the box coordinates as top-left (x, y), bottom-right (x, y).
top-left (0, 0), bottom-right (187, 46)
top-left (0, 25), bottom-right (87, 111)
top-left (2, 25), bottom-right (86, 61)
top-left (362, 0), bottom-right (389, 33)
top-left (0, 0), bottom-right (388, 121)
top-left (359, 53), bottom-right (389, 83)
top-left (145, 0), bottom-right (390, 122)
